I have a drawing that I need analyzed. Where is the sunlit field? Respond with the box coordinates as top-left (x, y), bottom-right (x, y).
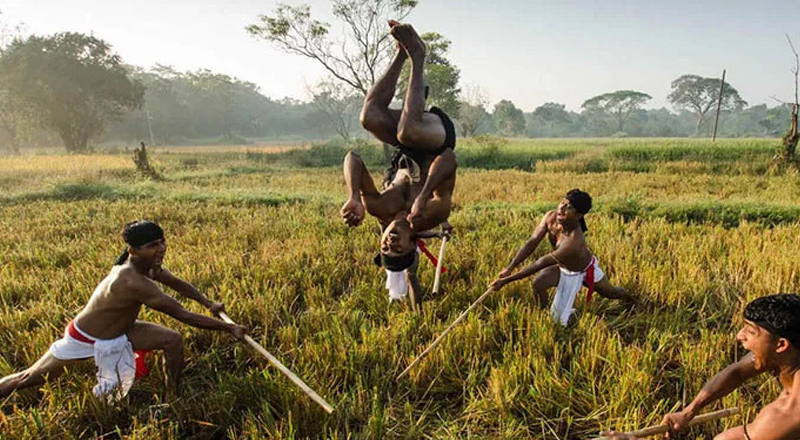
top-left (1, 138), bottom-right (798, 439)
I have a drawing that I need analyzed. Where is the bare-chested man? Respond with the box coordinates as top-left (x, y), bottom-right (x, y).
top-left (489, 189), bottom-right (634, 325)
top-left (341, 21), bottom-right (456, 303)
top-left (0, 220), bottom-right (246, 401)
top-left (606, 294), bottom-right (800, 440)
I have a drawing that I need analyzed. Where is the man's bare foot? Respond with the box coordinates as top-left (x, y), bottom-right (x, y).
top-left (387, 22), bottom-right (408, 59)
top-left (341, 198), bottom-right (365, 227)
top-left (389, 23), bottom-right (425, 60)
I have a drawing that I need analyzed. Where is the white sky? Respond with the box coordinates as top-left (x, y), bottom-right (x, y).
top-left (1, 0), bottom-right (798, 112)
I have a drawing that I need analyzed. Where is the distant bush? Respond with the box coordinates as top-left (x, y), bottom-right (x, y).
top-left (459, 135), bottom-right (577, 170)
top-left (247, 139), bottom-right (385, 168)
top-left (606, 198), bottom-right (800, 227)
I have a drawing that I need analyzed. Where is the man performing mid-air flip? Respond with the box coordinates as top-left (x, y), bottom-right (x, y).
top-left (341, 21), bottom-right (456, 303)
top-left (490, 189), bottom-right (635, 325)
top-left (0, 220), bottom-right (246, 401)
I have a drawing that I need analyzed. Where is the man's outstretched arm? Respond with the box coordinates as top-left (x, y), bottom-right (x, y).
top-left (662, 353), bottom-right (761, 434)
top-left (342, 151), bottom-right (385, 226)
top-left (497, 213), bottom-right (551, 278)
top-left (138, 282), bottom-right (246, 339)
top-left (490, 252), bottom-right (559, 290)
top-left (154, 268), bottom-right (223, 315)
top-left (408, 149), bottom-right (457, 229)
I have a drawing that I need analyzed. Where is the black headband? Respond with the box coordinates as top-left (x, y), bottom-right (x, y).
top-left (124, 222), bottom-right (164, 247)
top-left (565, 192), bottom-right (590, 232)
top-left (746, 316), bottom-right (800, 347)
top-left (115, 221), bottom-right (164, 265)
top-left (374, 251), bottom-right (416, 272)
top-left (565, 193), bottom-right (591, 214)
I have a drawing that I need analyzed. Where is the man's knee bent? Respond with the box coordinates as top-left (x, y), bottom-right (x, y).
top-left (396, 124), bottom-right (425, 147)
top-left (162, 330), bottom-right (184, 352)
top-left (360, 104), bottom-right (386, 133)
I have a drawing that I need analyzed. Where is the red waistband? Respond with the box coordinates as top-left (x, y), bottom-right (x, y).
top-left (67, 320), bottom-right (95, 344)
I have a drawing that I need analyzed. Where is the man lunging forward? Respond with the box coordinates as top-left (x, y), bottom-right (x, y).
top-left (0, 220), bottom-right (246, 401)
top-left (490, 189), bottom-right (634, 325)
top-left (607, 294), bottom-right (800, 440)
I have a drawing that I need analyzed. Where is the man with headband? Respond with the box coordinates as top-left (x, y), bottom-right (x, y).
top-left (604, 294), bottom-right (800, 440)
top-left (489, 189), bottom-right (634, 325)
top-left (0, 220), bottom-right (246, 401)
top-left (341, 20), bottom-right (455, 302)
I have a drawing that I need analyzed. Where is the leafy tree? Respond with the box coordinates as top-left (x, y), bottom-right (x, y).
top-left (247, 0), bottom-right (416, 95)
top-left (492, 99), bottom-right (525, 136)
top-left (395, 32), bottom-right (461, 118)
top-left (528, 102), bottom-right (574, 137)
top-left (0, 32), bottom-right (144, 152)
top-left (247, 1), bottom-right (416, 158)
top-left (667, 74), bottom-right (747, 135)
top-left (581, 90), bottom-right (651, 133)
top-left (0, 9), bottom-right (30, 154)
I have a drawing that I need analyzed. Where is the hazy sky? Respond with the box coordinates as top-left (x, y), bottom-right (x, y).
top-left (2, 0), bottom-right (798, 112)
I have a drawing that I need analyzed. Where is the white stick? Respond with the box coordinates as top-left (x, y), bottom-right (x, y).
top-left (218, 312), bottom-right (334, 414)
top-left (432, 236), bottom-right (448, 294)
top-left (396, 286), bottom-right (496, 381)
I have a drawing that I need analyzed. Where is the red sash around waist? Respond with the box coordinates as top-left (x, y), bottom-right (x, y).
top-left (67, 320), bottom-right (151, 378)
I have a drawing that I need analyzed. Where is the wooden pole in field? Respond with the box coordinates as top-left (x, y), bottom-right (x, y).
top-left (590, 407), bottom-right (739, 440)
top-left (432, 236), bottom-right (448, 294)
top-left (396, 286), bottom-right (496, 381)
top-left (218, 312), bottom-right (334, 414)
top-left (712, 69), bottom-right (726, 142)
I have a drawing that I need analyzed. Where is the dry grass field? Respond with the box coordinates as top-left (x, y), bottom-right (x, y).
top-left (0, 137), bottom-right (798, 439)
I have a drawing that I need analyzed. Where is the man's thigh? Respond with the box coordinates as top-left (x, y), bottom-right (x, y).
top-left (408, 112), bottom-right (447, 152)
top-left (593, 277), bottom-right (617, 296)
top-left (533, 266), bottom-right (560, 291)
top-left (14, 350), bottom-right (81, 385)
top-left (126, 320), bottom-right (181, 351)
top-left (363, 184), bottom-right (406, 219)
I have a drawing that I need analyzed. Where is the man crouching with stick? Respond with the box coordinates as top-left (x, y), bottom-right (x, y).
top-left (604, 294), bottom-right (800, 440)
top-left (0, 220), bottom-right (246, 401)
top-left (489, 189), bottom-right (634, 326)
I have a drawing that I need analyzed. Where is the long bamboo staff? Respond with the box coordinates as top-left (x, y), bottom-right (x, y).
top-left (396, 286), bottom-right (496, 380)
top-left (590, 407), bottom-right (739, 440)
top-left (218, 312), bottom-right (334, 414)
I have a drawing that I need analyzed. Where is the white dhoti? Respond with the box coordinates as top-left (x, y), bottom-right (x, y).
top-left (49, 320), bottom-right (136, 401)
top-left (385, 269), bottom-right (408, 301)
top-left (550, 256), bottom-right (605, 326)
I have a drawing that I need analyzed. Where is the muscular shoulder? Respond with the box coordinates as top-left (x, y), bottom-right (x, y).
top-left (541, 210), bottom-right (558, 228)
top-left (110, 266), bottom-right (153, 297)
top-left (749, 398), bottom-right (800, 440)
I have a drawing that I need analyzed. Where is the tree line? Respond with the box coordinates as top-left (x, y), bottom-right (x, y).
top-left (0, 5), bottom-right (793, 154)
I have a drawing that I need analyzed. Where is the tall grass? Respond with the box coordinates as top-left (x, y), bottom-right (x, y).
top-left (0, 138), bottom-right (795, 439)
